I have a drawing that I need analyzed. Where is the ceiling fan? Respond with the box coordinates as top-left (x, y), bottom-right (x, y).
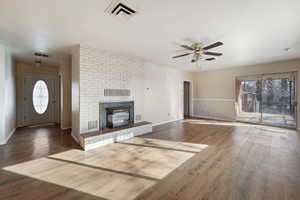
top-left (172, 41), bottom-right (223, 63)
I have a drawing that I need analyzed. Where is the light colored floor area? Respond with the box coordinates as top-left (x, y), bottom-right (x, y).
top-left (3, 138), bottom-right (207, 200)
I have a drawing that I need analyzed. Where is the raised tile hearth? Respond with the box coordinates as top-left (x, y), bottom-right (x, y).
top-left (81, 121), bottom-right (152, 151)
top-left (79, 101), bottom-right (152, 151)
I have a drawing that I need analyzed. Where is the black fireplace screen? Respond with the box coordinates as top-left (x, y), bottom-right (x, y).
top-left (99, 101), bottom-right (134, 130)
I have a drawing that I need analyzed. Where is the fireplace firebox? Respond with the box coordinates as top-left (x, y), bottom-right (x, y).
top-left (99, 101), bottom-right (134, 130)
top-left (106, 107), bottom-right (130, 128)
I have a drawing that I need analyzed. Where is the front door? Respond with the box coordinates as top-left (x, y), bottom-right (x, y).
top-left (23, 74), bottom-right (59, 126)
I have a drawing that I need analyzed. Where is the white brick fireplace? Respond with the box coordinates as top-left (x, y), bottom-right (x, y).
top-left (71, 45), bottom-right (190, 149)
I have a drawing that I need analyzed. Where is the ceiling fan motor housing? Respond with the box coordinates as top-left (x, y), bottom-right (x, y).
top-left (192, 53), bottom-right (201, 62)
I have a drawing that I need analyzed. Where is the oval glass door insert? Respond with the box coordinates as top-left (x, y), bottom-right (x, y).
top-left (32, 80), bottom-right (49, 114)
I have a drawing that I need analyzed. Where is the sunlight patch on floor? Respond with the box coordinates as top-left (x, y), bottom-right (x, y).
top-left (185, 120), bottom-right (255, 127)
top-left (184, 119), bottom-right (292, 133)
top-left (120, 137), bottom-right (208, 153)
top-left (3, 137), bottom-right (208, 200)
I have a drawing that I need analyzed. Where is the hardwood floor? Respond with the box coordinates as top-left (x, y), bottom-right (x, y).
top-left (1, 119), bottom-right (300, 200)
top-left (0, 125), bottom-right (80, 168)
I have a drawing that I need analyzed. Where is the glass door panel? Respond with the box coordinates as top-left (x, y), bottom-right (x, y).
top-left (261, 73), bottom-right (297, 128)
top-left (236, 76), bottom-right (262, 123)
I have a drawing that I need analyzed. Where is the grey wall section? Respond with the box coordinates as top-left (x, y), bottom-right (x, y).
top-left (0, 44), bottom-right (17, 145)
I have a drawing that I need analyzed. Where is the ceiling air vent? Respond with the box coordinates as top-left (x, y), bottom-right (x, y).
top-left (105, 0), bottom-right (137, 19)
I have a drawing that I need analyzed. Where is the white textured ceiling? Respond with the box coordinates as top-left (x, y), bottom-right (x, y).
top-left (0, 0), bottom-right (300, 71)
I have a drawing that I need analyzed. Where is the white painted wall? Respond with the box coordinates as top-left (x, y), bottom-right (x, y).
top-left (0, 44), bottom-right (16, 145)
top-left (4, 48), bottom-right (16, 141)
top-left (0, 45), bottom-right (5, 144)
top-left (71, 46), bottom-right (81, 141)
top-left (144, 63), bottom-right (189, 124)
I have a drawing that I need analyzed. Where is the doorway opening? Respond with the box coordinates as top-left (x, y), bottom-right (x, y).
top-left (236, 72), bottom-right (297, 128)
top-left (184, 81), bottom-right (192, 118)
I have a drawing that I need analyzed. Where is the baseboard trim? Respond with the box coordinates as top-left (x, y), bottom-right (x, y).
top-left (0, 128), bottom-right (16, 145)
top-left (84, 138), bottom-right (115, 151)
top-left (153, 119), bottom-right (182, 126)
top-left (193, 97), bottom-right (235, 102)
top-left (192, 115), bottom-right (234, 122)
top-left (61, 126), bottom-right (71, 130)
top-left (71, 132), bottom-right (79, 144)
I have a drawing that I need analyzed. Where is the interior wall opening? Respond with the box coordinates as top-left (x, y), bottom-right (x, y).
top-left (184, 81), bottom-right (191, 118)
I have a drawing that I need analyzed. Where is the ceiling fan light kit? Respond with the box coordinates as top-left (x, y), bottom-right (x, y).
top-left (173, 41), bottom-right (223, 64)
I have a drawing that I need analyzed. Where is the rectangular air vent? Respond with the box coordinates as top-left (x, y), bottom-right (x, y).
top-left (104, 89), bottom-right (131, 96)
top-left (105, 0), bottom-right (137, 19)
top-left (88, 120), bottom-right (98, 130)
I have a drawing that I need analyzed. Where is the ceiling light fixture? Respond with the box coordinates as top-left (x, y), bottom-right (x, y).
top-left (34, 52), bottom-right (49, 67)
top-left (35, 60), bottom-right (42, 67)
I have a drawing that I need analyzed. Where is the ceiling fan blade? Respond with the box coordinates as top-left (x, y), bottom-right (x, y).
top-left (180, 45), bottom-right (194, 51)
top-left (172, 53), bottom-right (192, 58)
top-left (204, 52), bottom-right (222, 56)
top-left (203, 42), bottom-right (223, 50)
top-left (206, 58), bottom-right (216, 61)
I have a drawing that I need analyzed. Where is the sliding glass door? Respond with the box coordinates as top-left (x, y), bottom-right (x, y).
top-left (236, 77), bottom-right (262, 123)
top-left (236, 72), bottom-right (297, 128)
